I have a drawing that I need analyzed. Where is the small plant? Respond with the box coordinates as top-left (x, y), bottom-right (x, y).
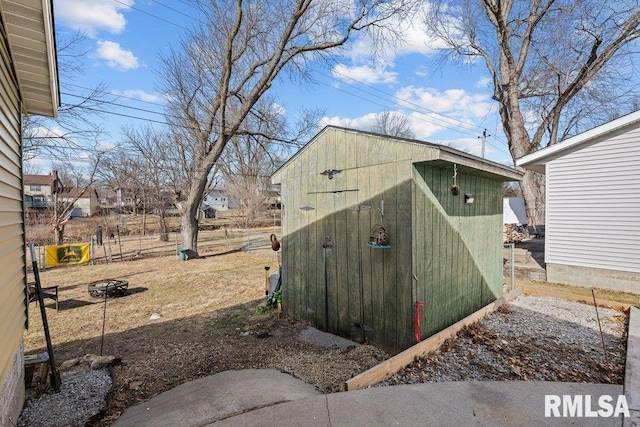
top-left (255, 304), bottom-right (273, 314)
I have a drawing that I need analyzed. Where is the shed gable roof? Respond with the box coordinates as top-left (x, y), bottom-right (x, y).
top-left (272, 126), bottom-right (522, 183)
top-left (517, 110), bottom-right (640, 174)
top-left (1, 0), bottom-right (59, 117)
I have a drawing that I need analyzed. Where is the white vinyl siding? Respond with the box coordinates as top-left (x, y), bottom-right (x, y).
top-left (545, 127), bottom-right (640, 273)
top-left (0, 18), bottom-right (25, 389)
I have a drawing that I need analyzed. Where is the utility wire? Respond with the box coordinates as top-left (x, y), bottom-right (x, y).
top-left (109, 0), bottom-right (190, 31)
top-left (92, 2), bottom-right (511, 157)
top-left (61, 92), bottom-right (168, 118)
top-left (150, 0), bottom-right (200, 21)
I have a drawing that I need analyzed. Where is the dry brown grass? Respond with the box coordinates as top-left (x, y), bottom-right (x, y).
top-left (25, 245), bottom-right (279, 351)
top-left (516, 277), bottom-right (640, 308)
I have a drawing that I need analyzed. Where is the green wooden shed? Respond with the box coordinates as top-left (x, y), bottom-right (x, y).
top-left (271, 126), bottom-right (522, 353)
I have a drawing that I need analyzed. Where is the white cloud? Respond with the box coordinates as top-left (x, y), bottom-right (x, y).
top-left (113, 89), bottom-right (163, 103)
top-left (321, 113), bottom-right (379, 130)
top-left (476, 77), bottom-right (492, 88)
top-left (271, 102), bottom-right (286, 116)
top-left (345, 4), bottom-right (447, 63)
top-left (332, 64), bottom-right (397, 85)
top-left (55, 0), bottom-right (133, 37)
top-left (96, 41), bottom-right (139, 70)
top-left (395, 86), bottom-right (492, 118)
top-left (414, 65), bottom-right (429, 77)
top-left (320, 85), bottom-right (497, 146)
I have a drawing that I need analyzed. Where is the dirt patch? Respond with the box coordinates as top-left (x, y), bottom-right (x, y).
top-left (24, 248), bottom-right (388, 425)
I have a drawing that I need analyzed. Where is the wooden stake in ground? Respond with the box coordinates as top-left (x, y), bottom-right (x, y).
top-left (29, 244), bottom-right (60, 391)
top-left (592, 288), bottom-right (613, 382)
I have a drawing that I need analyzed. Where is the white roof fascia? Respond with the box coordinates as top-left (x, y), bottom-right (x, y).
top-left (517, 110), bottom-right (640, 173)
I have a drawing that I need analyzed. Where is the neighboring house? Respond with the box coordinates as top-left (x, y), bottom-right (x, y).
top-left (272, 126), bottom-right (522, 353)
top-left (114, 187), bottom-right (138, 212)
top-left (23, 171), bottom-right (63, 209)
top-left (200, 189), bottom-right (229, 219)
top-left (503, 197), bottom-right (527, 225)
top-left (60, 188), bottom-right (100, 217)
top-left (0, 0), bottom-right (59, 423)
top-left (265, 189), bottom-right (281, 208)
top-left (203, 189), bottom-right (229, 211)
top-left (517, 110), bottom-right (640, 293)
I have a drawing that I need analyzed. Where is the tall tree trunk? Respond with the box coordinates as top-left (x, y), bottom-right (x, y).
top-left (520, 171), bottom-right (545, 226)
top-left (500, 88), bottom-right (546, 226)
top-left (55, 225), bottom-right (65, 245)
top-left (180, 205), bottom-right (199, 254)
top-left (180, 170), bottom-right (210, 254)
top-left (157, 213), bottom-right (169, 242)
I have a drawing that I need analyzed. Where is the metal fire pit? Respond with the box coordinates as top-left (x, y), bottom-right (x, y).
top-left (87, 279), bottom-right (129, 298)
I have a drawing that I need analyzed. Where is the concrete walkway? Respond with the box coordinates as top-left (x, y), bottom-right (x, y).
top-left (114, 376), bottom-right (624, 426)
top-left (113, 303), bottom-right (640, 427)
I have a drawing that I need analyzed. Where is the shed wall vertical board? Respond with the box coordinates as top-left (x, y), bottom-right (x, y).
top-left (325, 132), bottom-right (339, 332)
top-left (291, 163), bottom-right (302, 318)
top-left (332, 130), bottom-right (350, 337)
top-left (297, 162), bottom-right (310, 321)
top-left (545, 132), bottom-right (640, 273)
top-left (356, 147), bottom-right (373, 343)
top-left (381, 162), bottom-right (398, 351)
top-left (395, 168), bottom-right (414, 350)
top-left (0, 24), bottom-right (24, 388)
top-left (306, 165), bottom-right (319, 324)
top-left (414, 164), bottom-right (503, 337)
top-left (412, 164), bottom-right (430, 340)
top-left (368, 137), bottom-right (388, 346)
top-left (344, 143), bottom-right (361, 341)
top-left (305, 148), bottom-right (320, 321)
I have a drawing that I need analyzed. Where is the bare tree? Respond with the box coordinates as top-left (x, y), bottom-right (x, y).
top-left (121, 126), bottom-right (175, 241)
top-left (371, 110), bottom-right (415, 138)
top-left (158, 0), bottom-right (413, 255)
top-left (22, 31), bottom-right (110, 161)
top-left (52, 157), bottom-right (101, 244)
top-left (53, 161), bottom-right (89, 189)
top-left (425, 0), bottom-right (640, 224)
top-left (220, 98), bottom-right (321, 227)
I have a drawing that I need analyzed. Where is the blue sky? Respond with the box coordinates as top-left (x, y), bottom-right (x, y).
top-left (37, 0), bottom-right (514, 171)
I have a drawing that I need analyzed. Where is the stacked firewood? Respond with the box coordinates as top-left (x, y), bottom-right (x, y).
top-left (503, 223), bottom-right (526, 243)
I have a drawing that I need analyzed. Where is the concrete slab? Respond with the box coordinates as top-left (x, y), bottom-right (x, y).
top-left (113, 291), bottom-right (640, 427)
top-left (112, 369), bottom-right (321, 427)
top-left (625, 307), bottom-right (640, 426)
top-left (299, 327), bottom-right (360, 348)
top-left (211, 381), bottom-right (625, 426)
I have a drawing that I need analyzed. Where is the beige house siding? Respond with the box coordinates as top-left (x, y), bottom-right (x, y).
top-left (0, 13), bottom-right (26, 423)
top-left (0, 0), bottom-right (59, 422)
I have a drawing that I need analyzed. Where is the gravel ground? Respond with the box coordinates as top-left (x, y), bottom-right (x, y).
top-left (18, 369), bottom-right (112, 427)
top-left (381, 295), bottom-right (627, 386)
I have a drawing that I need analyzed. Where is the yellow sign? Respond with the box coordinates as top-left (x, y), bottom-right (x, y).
top-left (45, 243), bottom-right (90, 267)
